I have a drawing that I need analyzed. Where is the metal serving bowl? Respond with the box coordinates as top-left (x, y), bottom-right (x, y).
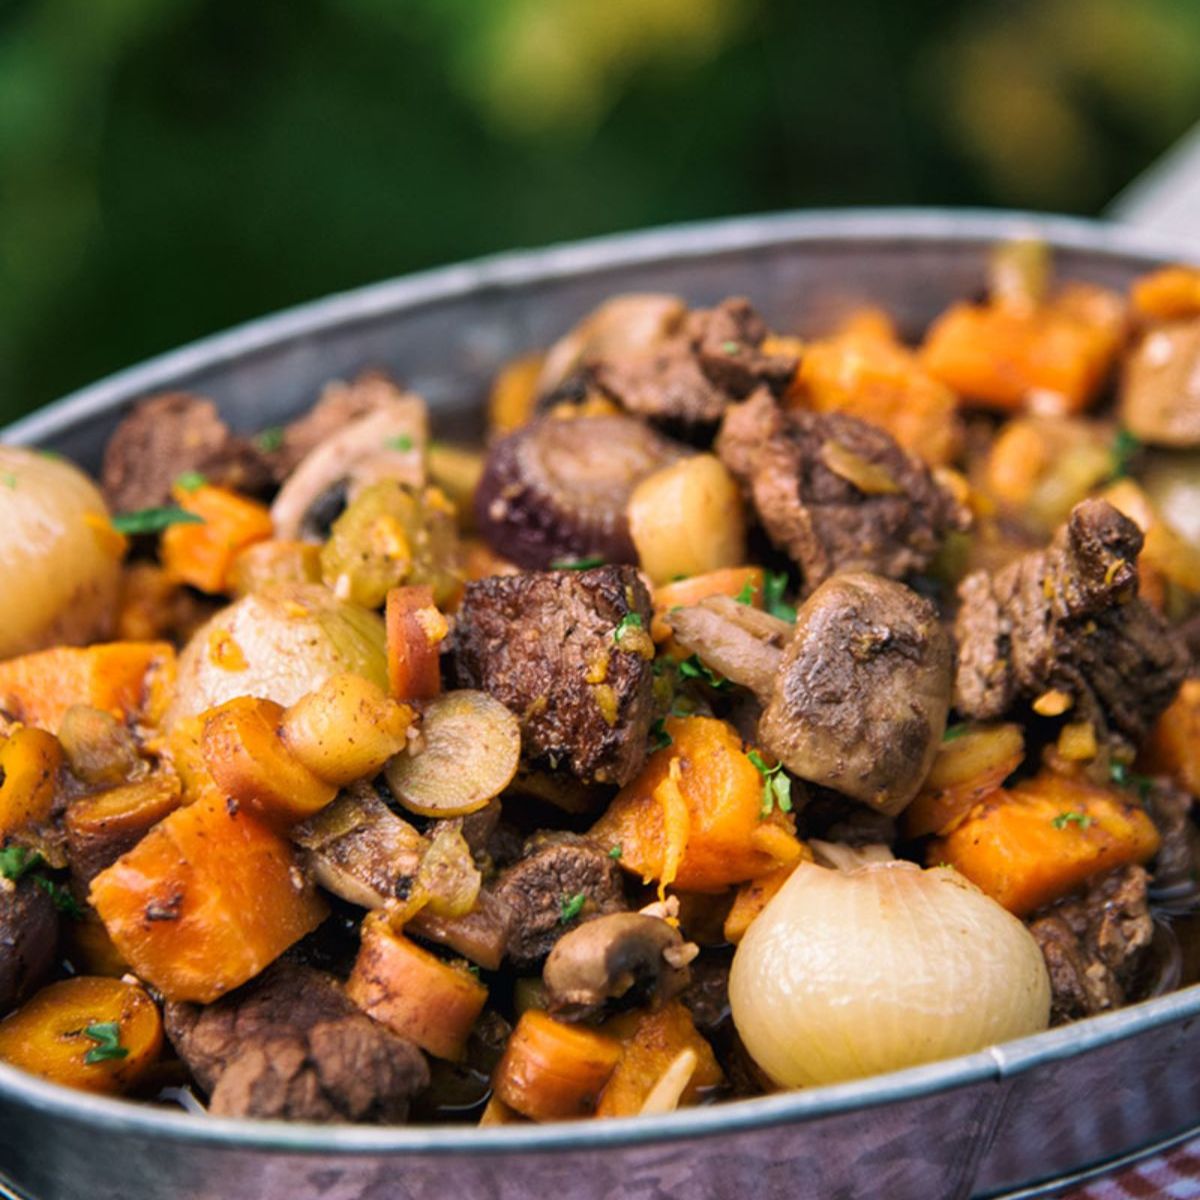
top-left (2, 210), bottom-right (1199, 1200)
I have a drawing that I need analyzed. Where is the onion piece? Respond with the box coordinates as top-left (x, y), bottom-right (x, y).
top-left (385, 690), bottom-right (520, 818)
top-left (729, 859), bottom-right (1050, 1088)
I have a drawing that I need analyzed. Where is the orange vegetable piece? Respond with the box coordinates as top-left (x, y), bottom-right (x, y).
top-left (0, 642), bottom-right (175, 734)
top-left (590, 716), bottom-right (804, 893)
top-left (229, 539), bottom-right (322, 595)
top-left (903, 723), bottom-right (1025, 839)
top-left (492, 1009), bottom-right (622, 1121)
top-left (790, 309), bottom-right (963, 466)
top-left (386, 585), bottom-right (447, 701)
top-left (346, 915), bottom-right (487, 1060)
top-left (650, 567), bottom-right (765, 644)
top-left (488, 352), bottom-right (545, 434)
top-left (64, 911), bottom-right (130, 978)
top-left (461, 538), bottom-right (519, 584)
top-left (201, 697), bottom-right (336, 827)
top-left (723, 858), bottom-right (806, 944)
top-left (921, 284), bottom-right (1125, 415)
top-left (596, 1000), bottom-right (723, 1117)
top-left (1101, 479), bottom-right (1200, 596)
top-left (64, 773), bottom-right (183, 884)
top-left (0, 976), bottom-right (162, 1095)
top-left (929, 771), bottom-right (1160, 916)
top-left (1141, 678), bottom-right (1200, 799)
top-left (89, 796), bottom-right (327, 1002)
top-left (1130, 266), bottom-right (1200, 322)
top-left (161, 483), bottom-right (274, 594)
top-left (0, 727), bottom-right (63, 841)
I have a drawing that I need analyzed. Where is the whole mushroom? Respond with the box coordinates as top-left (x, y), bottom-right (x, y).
top-left (542, 913), bottom-right (696, 1021)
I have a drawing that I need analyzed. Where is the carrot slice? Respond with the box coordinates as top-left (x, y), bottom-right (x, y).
top-left (161, 483), bottom-right (274, 594)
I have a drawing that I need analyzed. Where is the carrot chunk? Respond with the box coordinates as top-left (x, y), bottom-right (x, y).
top-left (89, 796), bottom-right (327, 1002)
top-left (161, 483), bottom-right (274, 594)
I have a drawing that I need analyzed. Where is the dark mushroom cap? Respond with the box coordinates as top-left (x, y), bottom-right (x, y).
top-left (542, 912), bottom-right (694, 1021)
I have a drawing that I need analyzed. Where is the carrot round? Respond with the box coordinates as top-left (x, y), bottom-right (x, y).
top-left (347, 915), bottom-right (487, 1060)
top-left (0, 727), bottom-right (62, 841)
top-left (386, 585), bottom-right (447, 701)
top-left (0, 976), bottom-right (162, 1095)
top-left (493, 1010), bottom-right (622, 1121)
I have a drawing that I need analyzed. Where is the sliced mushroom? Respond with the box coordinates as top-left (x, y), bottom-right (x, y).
top-left (542, 912), bottom-right (695, 1021)
top-left (271, 394), bottom-right (429, 540)
top-left (670, 574), bottom-right (952, 815)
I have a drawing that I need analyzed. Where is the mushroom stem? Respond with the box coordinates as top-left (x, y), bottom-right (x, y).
top-left (668, 595), bottom-right (790, 701)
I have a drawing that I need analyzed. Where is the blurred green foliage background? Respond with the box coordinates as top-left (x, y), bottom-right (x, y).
top-left (3, 0), bottom-right (1200, 421)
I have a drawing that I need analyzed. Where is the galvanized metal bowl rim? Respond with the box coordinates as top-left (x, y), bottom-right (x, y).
top-left (3, 206), bottom-right (1198, 1158)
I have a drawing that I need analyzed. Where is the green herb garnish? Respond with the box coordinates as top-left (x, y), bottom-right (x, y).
top-left (83, 1022), bottom-right (129, 1066)
top-left (0, 846), bottom-right (43, 882)
top-left (384, 434), bottom-right (414, 452)
top-left (1109, 428), bottom-right (1141, 480)
top-left (110, 506), bottom-right (204, 536)
top-left (762, 570), bottom-right (797, 623)
top-left (678, 655), bottom-right (730, 690)
top-left (560, 891), bottom-right (587, 923)
top-left (608, 845), bottom-right (623, 860)
top-left (942, 723), bottom-right (970, 742)
top-left (748, 749), bottom-right (793, 817)
top-left (734, 580), bottom-right (756, 605)
top-left (0, 472), bottom-right (16, 489)
top-left (720, 340), bottom-right (741, 355)
top-left (613, 612), bottom-right (644, 644)
top-left (1109, 760), bottom-right (1153, 800)
top-left (650, 718), bottom-right (672, 751)
top-left (551, 555), bottom-right (605, 570)
top-left (0, 847), bottom-right (83, 918)
top-left (255, 426), bottom-right (284, 452)
top-left (174, 470), bottom-right (207, 493)
top-left (1052, 810), bottom-right (1094, 831)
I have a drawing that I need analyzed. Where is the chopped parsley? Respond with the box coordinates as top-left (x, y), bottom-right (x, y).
top-left (678, 655), bottom-right (730, 690)
top-left (1052, 810), bottom-right (1094, 831)
top-left (0, 847), bottom-right (83, 918)
top-left (83, 1022), bottom-right (129, 1066)
top-left (942, 723), bottom-right (970, 742)
top-left (111, 506), bottom-right (204, 536)
top-left (749, 749), bottom-right (793, 817)
top-left (720, 340), bottom-right (741, 355)
top-left (1109, 429), bottom-right (1141, 480)
top-left (560, 891), bottom-right (587, 923)
top-left (174, 469), bottom-right (207, 493)
top-left (734, 579), bottom-right (756, 605)
top-left (384, 434), bottom-right (414, 452)
top-left (0, 472), bottom-right (16, 489)
top-left (608, 845), bottom-right (623, 860)
top-left (613, 611), bottom-right (644, 644)
top-left (551, 555), bottom-right (605, 570)
top-left (255, 426), bottom-right (284, 452)
top-left (1109, 760), bottom-right (1153, 800)
top-left (650, 718), bottom-right (672, 751)
top-left (762, 570), bottom-right (797, 623)
top-left (0, 846), bottom-right (42, 882)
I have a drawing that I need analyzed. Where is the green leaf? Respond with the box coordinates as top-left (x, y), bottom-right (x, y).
top-left (942, 723), bottom-right (970, 742)
top-left (1109, 760), bottom-right (1153, 800)
top-left (0, 846), bottom-right (43, 882)
top-left (1051, 810), bottom-right (1094, 831)
top-left (35, 876), bottom-right (84, 919)
top-left (174, 469), bottom-right (207, 493)
top-left (559, 891), bottom-right (586, 923)
top-left (650, 718), bottom-right (672, 751)
top-left (0, 472), bottom-right (17, 489)
top-left (551, 555), bottom-right (605, 570)
top-left (734, 580), bottom-right (756, 605)
top-left (1109, 428), bottom-right (1141, 480)
top-left (720, 340), bottom-right (741, 354)
top-left (678, 655), bottom-right (729, 689)
top-left (613, 611), bottom-right (644, 644)
top-left (384, 434), bottom-right (414, 451)
top-left (255, 426), bottom-right (284, 453)
top-left (762, 570), bottom-right (796, 623)
top-left (111, 506), bottom-right (204, 536)
top-left (608, 844), bottom-right (623, 860)
top-left (749, 749), bottom-right (792, 816)
top-left (83, 1022), bottom-right (129, 1065)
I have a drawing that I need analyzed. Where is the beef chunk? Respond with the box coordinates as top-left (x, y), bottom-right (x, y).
top-left (591, 298), bottom-right (797, 432)
top-left (449, 565), bottom-right (656, 786)
top-left (101, 392), bottom-right (270, 512)
top-left (716, 390), bottom-right (968, 591)
top-left (1145, 779), bottom-right (1198, 898)
top-left (681, 956), bottom-right (731, 1037)
top-left (1028, 865), bottom-right (1153, 1024)
top-left (494, 834), bottom-right (627, 967)
top-left (0, 879), bottom-right (57, 1014)
top-left (164, 961), bottom-right (428, 1122)
top-left (955, 498), bottom-right (1189, 745)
